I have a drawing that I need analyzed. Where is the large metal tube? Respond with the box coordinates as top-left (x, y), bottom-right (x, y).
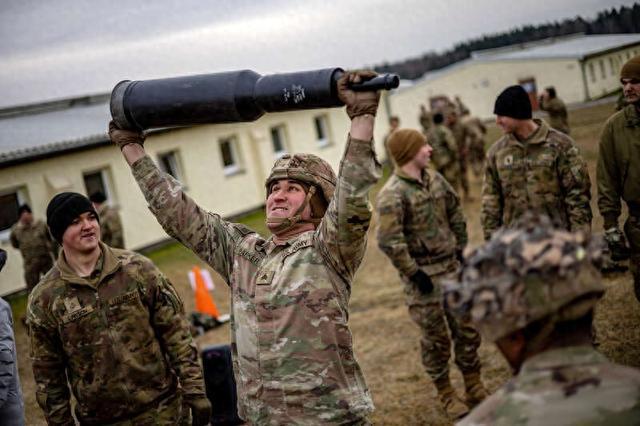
top-left (110, 68), bottom-right (399, 131)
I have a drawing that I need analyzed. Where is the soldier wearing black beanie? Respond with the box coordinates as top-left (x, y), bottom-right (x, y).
top-left (46, 192), bottom-right (98, 243)
top-left (493, 85), bottom-right (532, 120)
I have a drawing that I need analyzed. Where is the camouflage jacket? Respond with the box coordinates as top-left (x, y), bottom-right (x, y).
top-left (376, 168), bottom-right (467, 278)
top-left (0, 297), bottom-right (24, 426)
top-left (596, 104), bottom-right (640, 228)
top-left (97, 204), bottom-right (125, 249)
top-left (27, 243), bottom-right (205, 425)
top-left (458, 346), bottom-right (640, 425)
top-left (448, 120), bottom-right (470, 158)
top-left (428, 124), bottom-right (459, 172)
top-left (540, 97), bottom-right (570, 134)
top-left (10, 220), bottom-right (56, 267)
top-left (481, 119), bottom-right (592, 240)
top-left (131, 136), bottom-right (380, 425)
top-left (461, 116), bottom-right (487, 147)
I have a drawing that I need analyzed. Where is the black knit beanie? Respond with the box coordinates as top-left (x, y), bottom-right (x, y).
top-left (47, 192), bottom-right (98, 243)
top-left (18, 203), bottom-right (32, 215)
top-left (494, 85), bottom-right (532, 119)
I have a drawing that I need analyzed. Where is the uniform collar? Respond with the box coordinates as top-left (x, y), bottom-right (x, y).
top-left (395, 167), bottom-right (430, 187)
top-left (57, 241), bottom-right (121, 287)
top-left (265, 230), bottom-right (314, 255)
top-left (520, 345), bottom-right (607, 373)
top-left (506, 119), bottom-right (549, 146)
top-left (624, 104), bottom-right (640, 127)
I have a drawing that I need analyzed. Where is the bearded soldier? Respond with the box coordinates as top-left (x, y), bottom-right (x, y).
top-left (446, 214), bottom-right (640, 425)
top-left (597, 55), bottom-right (640, 303)
top-left (110, 71), bottom-right (381, 424)
top-left (376, 128), bottom-right (487, 421)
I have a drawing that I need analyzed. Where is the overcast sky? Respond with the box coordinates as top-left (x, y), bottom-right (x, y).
top-left (0, 0), bottom-right (637, 108)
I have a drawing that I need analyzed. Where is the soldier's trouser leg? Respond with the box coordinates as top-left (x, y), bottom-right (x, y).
top-left (624, 216), bottom-right (640, 302)
top-left (24, 257), bottom-right (54, 293)
top-left (459, 160), bottom-right (469, 197)
top-left (408, 297), bottom-right (452, 382)
top-left (108, 392), bottom-right (183, 426)
top-left (444, 309), bottom-right (482, 375)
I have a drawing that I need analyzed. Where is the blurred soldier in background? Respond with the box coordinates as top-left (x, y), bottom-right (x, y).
top-left (110, 71), bottom-right (381, 424)
top-left (446, 214), bottom-right (640, 425)
top-left (384, 115), bottom-right (401, 166)
top-left (90, 191), bottom-right (125, 249)
top-left (539, 86), bottom-right (570, 135)
top-left (428, 112), bottom-right (460, 190)
top-left (460, 111), bottom-right (487, 177)
top-left (10, 204), bottom-right (57, 292)
top-left (454, 96), bottom-right (470, 116)
top-left (377, 129), bottom-right (487, 421)
top-left (0, 248), bottom-right (26, 426)
top-left (597, 55), bottom-right (640, 302)
top-left (446, 109), bottom-right (472, 201)
top-left (28, 192), bottom-right (209, 425)
top-left (419, 104), bottom-right (432, 134)
top-left (481, 85), bottom-right (592, 241)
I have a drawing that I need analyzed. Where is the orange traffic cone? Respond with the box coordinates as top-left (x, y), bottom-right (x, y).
top-left (193, 266), bottom-right (220, 319)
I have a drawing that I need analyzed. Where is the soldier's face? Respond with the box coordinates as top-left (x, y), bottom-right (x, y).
top-left (495, 115), bottom-right (518, 134)
top-left (413, 144), bottom-right (433, 169)
top-left (19, 211), bottom-right (33, 225)
top-left (62, 211), bottom-right (100, 254)
top-left (621, 78), bottom-right (640, 104)
top-left (266, 179), bottom-right (312, 221)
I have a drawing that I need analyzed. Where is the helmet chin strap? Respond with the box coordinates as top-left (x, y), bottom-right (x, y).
top-left (266, 186), bottom-right (322, 235)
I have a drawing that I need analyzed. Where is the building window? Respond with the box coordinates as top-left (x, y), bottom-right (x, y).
top-left (609, 58), bottom-right (616, 76)
top-left (0, 187), bottom-right (27, 238)
top-left (270, 125), bottom-right (288, 158)
top-left (599, 60), bottom-right (606, 79)
top-left (314, 115), bottom-right (331, 147)
top-left (588, 63), bottom-right (596, 83)
top-left (158, 150), bottom-right (184, 181)
top-left (219, 136), bottom-right (242, 175)
top-left (83, 169), bottom-right (113, 202)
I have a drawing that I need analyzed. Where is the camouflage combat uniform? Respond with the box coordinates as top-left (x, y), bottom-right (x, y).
top-left (461, 115), bottom-right (487, 177)
top-left (130, 136), bottom-right (379, 425)
top-left (96, 204), bottom-right (125, 248)
top-left (376, 168), bottom-right (482, 387)
top-left (458, 346), bottom-right (640, 425)
top-left (448, 119), bottom-right (472, 197)
top-left (540, 96), bottom-right (570, 135)
top-left (481, 119), bottom-right (592, 241)
top-left (597, 103), bottom-right (640, 300)
top-left (10, 219), bottom-right (56, 291)
top-left (428, 124), bottom-right (460, 190)
top-left (27, 243), bottom-right (206, 425)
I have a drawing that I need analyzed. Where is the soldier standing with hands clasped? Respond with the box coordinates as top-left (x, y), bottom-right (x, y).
top-left (446, 214), bottom-right (640, 425)
top-left (597, 55), bottom-right (640, 303)
top-left (376, 128), bottom-right (487, 421)
top-left (481, 85), bottom-right (592, 241)
top-left (27, 192), bottom-right (210, 425)
top-left (110, 70), bottom-right (381, 424)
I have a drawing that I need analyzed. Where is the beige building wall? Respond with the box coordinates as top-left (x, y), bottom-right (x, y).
top-left (584, 44), bottom-right (640, 99)
top-left (0, 103), bottom-right (390, 295)
top-left (389, 58), bottom-right (585, 126)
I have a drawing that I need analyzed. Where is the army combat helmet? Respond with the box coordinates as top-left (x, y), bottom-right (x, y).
top-left (444, 214), bottom-right (604, 342)
top-left (265, 153), bottom-right (337, 233)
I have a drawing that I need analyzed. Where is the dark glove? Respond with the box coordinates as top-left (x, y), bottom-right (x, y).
top-left (336, 70), bottom-right (381, 119)
top-left (185, 396), bottom-right (212, 426)
top-left (108, 120), bottom-right (145, 150)
top-left (409, 269), bottom-right (434, 295)
top-left (604, 227), bottom-right (630, 261)
top-left (455, 249), bottom-right (464, 264)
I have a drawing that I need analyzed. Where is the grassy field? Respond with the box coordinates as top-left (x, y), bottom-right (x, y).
top-left (10, 100), bottom-right (640, 425)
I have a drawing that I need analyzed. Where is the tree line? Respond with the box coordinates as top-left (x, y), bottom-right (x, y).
top-left (374, 3), bottom-right (640, 80)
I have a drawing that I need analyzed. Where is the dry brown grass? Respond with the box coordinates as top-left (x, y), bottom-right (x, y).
top-left (11, 100), bottom-right (640, 425)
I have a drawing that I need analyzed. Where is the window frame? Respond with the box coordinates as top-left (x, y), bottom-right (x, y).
top-left (218, 135), bottom-right (243, 176)
top-left (157, 149), bottom-right (185, 182)
top-left (82, 168), bottom-right (114, 205)
top-left (270, 124), bottom-right (288, 158)
top-left (313, 114), bottom-right (332, 148)
top-left (0, 186), bottom-right (28, 241)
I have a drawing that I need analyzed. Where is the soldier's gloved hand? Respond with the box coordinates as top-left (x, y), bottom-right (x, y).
top-left (337, 70), bottom-right (381, 119)
top-left (185, 396), bottom-right (212, 426)
top-left (604, 227), bottom-right (630, 261)
top-left (108, 120), bottom-right (145, 150)
top-left (409, 269), bottom-right (434, 295)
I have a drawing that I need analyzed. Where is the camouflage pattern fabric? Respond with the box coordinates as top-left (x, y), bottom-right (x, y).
top-left (597, 104), bottom-right (640, 299)
top-left (448, 120), bottom-right (471, 195)
top-left (97, 204), bottom-right (125, 249)
top-left (27, 243), bottom-right (205, 425)
top-left (131, 135), bottom-right (380, 424)
top-left (481, 119), bottom-right (592, 241)
top-left (427, 124), bottom-right (461, 191)
top-left (10, 219), bottom-right (56, 290)
top-left (539, 96), bottom-right (570, 135)
top-left (419, 109), bottom-right (432, 133)
top-left (376, 169), bottom-right (480, 380)
top-left (457, 346), bottom-right (640, 425)
top-left (462, 115), bottom-right (487, 177)
top-left (107, 392), bottom-right (184, 426)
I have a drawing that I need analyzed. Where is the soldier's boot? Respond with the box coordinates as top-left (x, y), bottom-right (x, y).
top-left (434, 376), bottom-right (469, 420)
top-left (463, 372), bottom-right (488, 407)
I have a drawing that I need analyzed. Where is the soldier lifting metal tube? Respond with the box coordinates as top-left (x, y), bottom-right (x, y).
top-left (110, 67), bottom-right (399, 131)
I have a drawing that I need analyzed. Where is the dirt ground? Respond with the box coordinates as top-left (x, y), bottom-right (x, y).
top-left (10, 100), bottom-right (640, 425)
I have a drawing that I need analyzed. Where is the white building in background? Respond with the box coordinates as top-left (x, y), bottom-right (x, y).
top-left (1, 33), bottom-right (639, 294)
top-left (390, 33), bottom-right (640, 130)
